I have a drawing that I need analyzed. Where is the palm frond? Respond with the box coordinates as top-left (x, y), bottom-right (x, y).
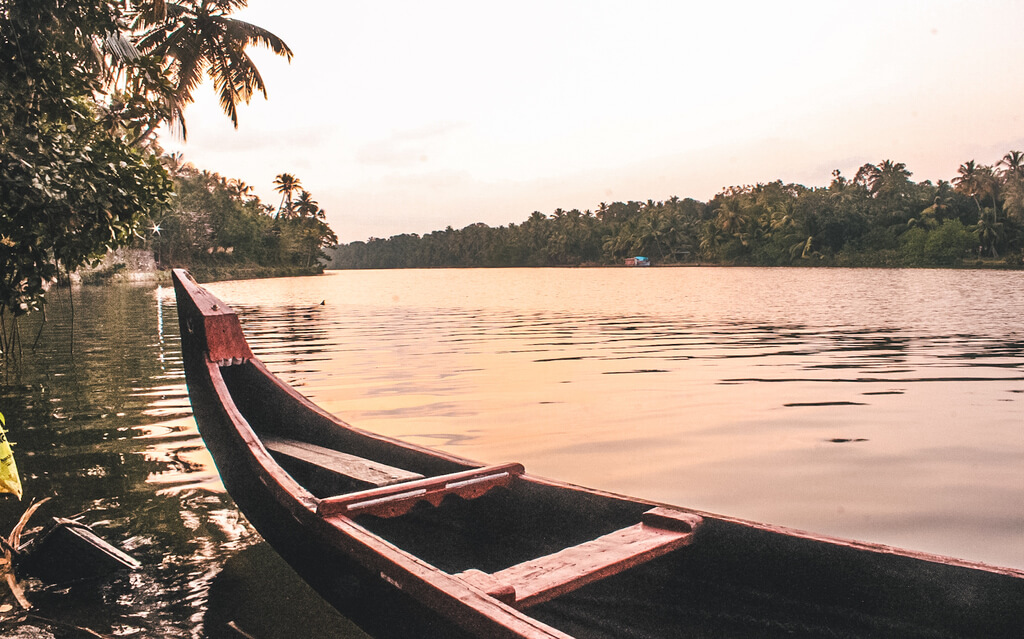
top-left (130, 0), bottom-right (170, 28)
top-left (222, 18), bottom-right (294, 60)
top-left (104, 31), bottom-right (141, 62)
top-left (209, 48), bottom-right (243, 126)
top-left (135, 25), bottom-right (170, 53)
top-left (228, 45), bottom-right (265, 99)
top-left (213, 0), bottom-right (252, 11)
top-left (131, 0), bottom-right (291, 133)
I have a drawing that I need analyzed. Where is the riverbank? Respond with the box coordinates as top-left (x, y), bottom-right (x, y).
top-left (326, 257), bottom-right (1024, 271)
top-left (75, 249), bottom-right (326, 285)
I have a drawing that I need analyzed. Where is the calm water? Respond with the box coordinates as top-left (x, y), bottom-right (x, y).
top-left (1, 267), bottom-right (1022, 637)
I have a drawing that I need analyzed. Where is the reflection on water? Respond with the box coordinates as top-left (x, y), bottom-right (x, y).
top-left (203, 543), bottom-right (366, 639)
top-left (0, 267), bottom-right (1022, 637)
top-left (0, 283), bottom-right (317, 638)
top-left (210, 268), bottom-right (1024, 572)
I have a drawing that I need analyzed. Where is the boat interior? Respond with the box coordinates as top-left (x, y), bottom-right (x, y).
top-left (215, 359), bottom-right (1022, 638)
top-left (219, 361), bottom-right (698, 604)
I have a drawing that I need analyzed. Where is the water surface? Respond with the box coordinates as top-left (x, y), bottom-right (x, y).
top-left (210, 268), bottom-right (1024, 570)
top-left (1, 267), bottom-right (1021, 637)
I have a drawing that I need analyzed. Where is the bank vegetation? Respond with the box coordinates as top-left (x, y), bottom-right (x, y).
top-left (328, 155), bottom-right (1024, 269)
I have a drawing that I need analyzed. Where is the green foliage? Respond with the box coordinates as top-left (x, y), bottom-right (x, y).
top-left (900, 228), bottom-right (929, 265)
top-left (133, 0), bottom-right (293, 136)
top-left (924, 220), bottom-right (975, 265)
top-left (902, 220), bottom-right (975, 266)
top-left (151, 165), bottom-right (337, 272)
top-left (0, 0), bottom-right (174, 317)
top-left (328, 157), bottom-right (1024, 270)
top-left (1, 0), bottom-right (292, 330)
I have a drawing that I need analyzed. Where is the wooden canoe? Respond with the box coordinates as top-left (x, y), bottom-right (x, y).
top-left (171, 269), bottom-right (1024, 638)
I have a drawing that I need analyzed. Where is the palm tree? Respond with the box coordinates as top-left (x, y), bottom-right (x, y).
top-left (161, 151), bottom-right (194, 178)
top-left (1002, 177), bottom-right (1024, 222)
top-left (227, 178), bottom-right (253, 200)
top-left (865, 160), bottom-right (912, 201)
top-left (602, 230), bottom-right (633, 262)
top-left (789, 235), bottom-right (819, 261)
top-left (714, 199), bottom-right (749, 236)
top-left (914, 192), bottom-right (950, 229)
top-left (954, 160), bottom-right (985, 217)
top-left (293, 190), bottom-right (319, 219)
top-left (638, 208), bottom-right (681, 261)
top-left (998, 150), bottom-right (1024, 179)
top-left (980, 166), bottom-right (1001, 220)
top-left (698, 220), bottom-right (727, 260)
top-left (273, 173), bottom-right (301, 219)
top-left (998, 151), bottom-right (1024, 222)
top-left (134, 0), bottom-right (293, 136)
top-left (975, 217), bottom-right (1003, 258)
top-left (954, 160), bottom-right (999, 221)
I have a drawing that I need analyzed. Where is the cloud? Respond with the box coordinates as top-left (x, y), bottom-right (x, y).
top-left (356, 143), bottom-right (428, 168)
top-left (355, 121), bottom-right (468, 168)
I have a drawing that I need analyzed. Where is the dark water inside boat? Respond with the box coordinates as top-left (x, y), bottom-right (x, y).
top-left (0, 267), bottom-right (1021, 637)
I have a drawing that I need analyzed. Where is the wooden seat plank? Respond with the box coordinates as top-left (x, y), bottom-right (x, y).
top-left (317, 462), bottom-right (524, 518)
top-left (263, 436), bottom-right (423, 488)
top-left (457, 508), bottom-right (702, 609)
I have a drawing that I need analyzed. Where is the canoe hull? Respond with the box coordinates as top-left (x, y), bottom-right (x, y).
top-left (183, 347), bottom-right (481, 638)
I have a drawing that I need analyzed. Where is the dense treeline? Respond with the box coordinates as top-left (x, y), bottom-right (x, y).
top-left (146, 156), bottom-right (337, 276)
top-left (2, 0), bottom-right (291, 331)
top-left (328, 154), bottom-right (1024, 269)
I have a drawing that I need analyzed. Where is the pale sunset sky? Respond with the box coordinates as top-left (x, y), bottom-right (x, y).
top-left (159, 0), bottom-right (1024, 243)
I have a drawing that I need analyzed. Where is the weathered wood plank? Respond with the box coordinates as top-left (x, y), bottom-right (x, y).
top-left (263, 436), bottom-right (424, 488)
top-left (317, 462), bottom-right (524, 517)
top-left (457, 508), bottom-right (702, 609)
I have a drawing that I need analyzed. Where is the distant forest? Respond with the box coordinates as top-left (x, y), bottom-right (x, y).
top-left (327, 154), bottom-right (1024, 269)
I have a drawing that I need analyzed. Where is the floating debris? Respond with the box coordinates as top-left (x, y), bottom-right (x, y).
top-left (19, 517), bottom-right (141, 584)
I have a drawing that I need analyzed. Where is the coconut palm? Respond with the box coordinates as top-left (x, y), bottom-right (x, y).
top-left (975, 216), bottom-right (1003, 257)
top-left (955, 161), bottom-right (1000, 221)
top-left (602, 231), bottom-right (632, 262)
top-left (273, 173), bottom-right (301, 219)
top-left (997, 151), bottom-right (1024, 222)
top-left (227, 178), bottom-right (253, 200)
top-left (981, 167), bottom-right (1001, 220)
top-left (134, 0), bottom-right (293, 136)
top-left (161, 151), bottom-right (194, 178)
top-left (954, 160), bottom-right (987, 217)
top-left (293, 190), bottom-right (319, 219)
top-left (865, 160), bottom-right (912, 202)
top-left (1002, 179), bottom-right (1024, 222)
top-left (714, 199), bottom-right (749, 236)
top-left (789, 235), bottom-right (819, 261)
top-left (698, 220), bottom-right (728, 260)
top-left (998, 150), bottom-right (1024, 179)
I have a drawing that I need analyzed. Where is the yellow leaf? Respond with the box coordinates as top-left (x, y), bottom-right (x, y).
top-left (0, 412), bottom-right (22, 501)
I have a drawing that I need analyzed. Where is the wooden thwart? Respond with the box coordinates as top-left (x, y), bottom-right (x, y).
top-left (263, 436), bottom-right (424, 488)
top-left (457, 508), bottom-right (702, 609)
top-left (317, 462), bottom-right (524, 518)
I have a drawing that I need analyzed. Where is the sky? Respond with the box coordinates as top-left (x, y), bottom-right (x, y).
top-left (159, 0), bottom-right (1024, 243)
